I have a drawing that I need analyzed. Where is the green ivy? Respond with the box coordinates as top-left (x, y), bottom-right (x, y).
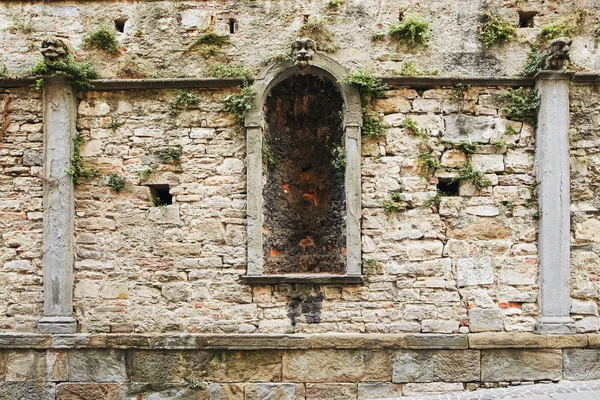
top-left (362, 112), bottom-right (387, 139)
top-left (502, 88), bottom-right (540, 124)
top-left (479, 12), bottom-right (517, 48)
top-left (204, 63), bottom-right (252, 79)
top-left (342, 69), bottom-right (388, 100)
top-left (521, 44), bottom-right (545, 76)
top-left (168, 90), bottom-right (200, 116)
top-left (67, 134), bottom-right (101, 184)
top-left (222, 85), bottom-right (255, 125)
top-left (30, 57), bottom-right (99, 90)
top-left (389, 15), bottom-right (430, 45)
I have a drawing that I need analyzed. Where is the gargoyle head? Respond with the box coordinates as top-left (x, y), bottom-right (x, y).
top-left (40, 36), bottom-right (69, 62)
top-left (544, 37), bottom-right (572, 70)
top-left (290, 37), bottom-right (317, 70)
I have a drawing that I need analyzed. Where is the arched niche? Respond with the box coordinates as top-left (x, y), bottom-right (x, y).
top-left (243, 52), bottom-right (362, 284)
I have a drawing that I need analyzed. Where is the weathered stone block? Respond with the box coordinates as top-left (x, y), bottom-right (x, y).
top-left (406, 334), bottom-right (468, 349)
top-left (469, 332), bottom-right (546, 349)
top-left (392, 351), bottom-right (433, 383)
top-left (131, 350), bottom-right (186, 383)
top-left (457, 257), bottom-right (494, 287)
top-left (46, 350), bottom-right (68, 381)
top-left (0, 382), bottom-right (55, 400)
top-left (57, 383), bottom-right (120, 400)
top-left (481, 350), bottom-right (562, 381)
top-left (305, 383), bottom-right (357, 400)
top-left (563, 349), bottom-right (600, 380)
top-left (69, 350), bottom-right (126, 382)
top-left (255, 383), bottom-right (297, 400)
top-left (282, 350), bottom-right (390, 382)
top-left (357, 382), bottom-right (402, 399)
top-left (185, 351), bottom-right (282, 382)
top-left (468, 309), bottom-right (503, 332)
top-left (208, 383), bottom-right (244, 400)
top-left (5, 349), bottom-right (46, 381)
top-left (433, 350), bottom-right (480, 382)
top-left (402, 382), bottom-right (464, 396)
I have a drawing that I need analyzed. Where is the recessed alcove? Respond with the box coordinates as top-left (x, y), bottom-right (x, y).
top-left (262, 74), bottom-right (346, 275)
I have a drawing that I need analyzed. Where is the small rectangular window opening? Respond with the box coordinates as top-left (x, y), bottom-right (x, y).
top-left (228, 18), bottom-right (237, 34)
top-left (114, 18), bottom-right (128, 33)
top-left (437, 178), bottom-right (459, 196)
top-left (147, 184), bottom-right (173, 206)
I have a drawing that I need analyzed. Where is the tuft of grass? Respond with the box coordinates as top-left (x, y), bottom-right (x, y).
top-left (0, 65), bottom-right (8, 78)
top-left (363, 259), bottom-right (381, 274)
top-left (502, 88), bottom-right (540, 124)
top-left (389, 15), bottom-right (430, 45)
top-left (417, 151), bottom-right (439, 176)
top-left (383, 196), bottom-right (407, 214)
top-left (83, 26), bottom-right (120, 55)
top-left (539, 18), bottom-right (575, 42)
top-left (168, 90), bottom-right (200, 116)
top-left (30, 57), bottom-right (99, 90)
top-left (262, 142), bottom-right (277, 171)
top-left (521, 44), bottom-right (545, 76)
top-left (491, 139), bottom-right (506, 147)
top-left (299, 18), bottom-right (336, 52)
top-left (326, 0), bottom-right (345, 9)
top-left (343, 69), bottom-right (388, 100)
top-left (156, 146), bottom-right (182, 164)
top-left (362, 112), bottom-right (387, 139)
top-left (102, 116), bottom-right (124, 132)
top-left (397, 61), bottom-right (439, 76)
top-left (455, 141), bottom-right (477, 157)
top-left (425, 191), bottom-right (442, 209)
top-left (204, 63), bottom-right (252, 79)
top-left (403, 116), bottom-right (421, 136)
top-left (479, 12), bottom-right (517, 48)
top-left (505, 125), bottom-right (519, 135)
top-left (222, 85), bottom-right (255, 126)
top-left (454, 163), bottom-right (491, 189)
top-left (68, 134), bottom-right (102, 184)
top-left (106, 173), bottom-right (126, 192)
top-left (138, 166), bottom-right (155, 183)
top-left (9, 15), bottom-right (34, 33)
top-left (191, 31), bottom-right (230, 47)
top-left (200, 45), bottom-right (219, 58)
top-left (371, 32), bottom-right (386, 42)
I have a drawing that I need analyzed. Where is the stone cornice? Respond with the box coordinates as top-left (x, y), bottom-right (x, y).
top-left (0, 332), bottom-right (596, 350)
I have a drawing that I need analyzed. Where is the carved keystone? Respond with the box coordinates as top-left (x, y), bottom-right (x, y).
top-left (290, 38), bottom-right (316, 70)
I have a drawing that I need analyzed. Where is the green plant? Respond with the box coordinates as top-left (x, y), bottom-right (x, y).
top-left (389, 15), bottom-right (430, 45)
top-left (383, 197), bottom-right (407, 214)
top-left (9, 15), bottom-right (33, 33)
top-left (479, 12), bottom-right (517, 48)
top-left (299, 18), bottom-right (336, 52)
top-left (31, 78), bottom-right (45, 90)
top-left (343, 69), bottom-right (388, 100)
top-left (403, 116), bottom-right (421, 136)
top-left (149, 196), bottom-right (167, 207)
top-left (262, 142), bottom-right (277, 171)
top-left (330, 145), bottom-right (346, 171)
top-left (200, 45), bottom-right (219, 58)
top-left (102, 116), bottom-right (124, 132)
top-left (454, 163), bottom-right (491, 189)
top-left (68, 134), bottom-right (102, 184)
top-left (491, 139), bottom-right (506, 147)
top-left (138, 166), bottom-right (155, 183)
top-left (521, 44), bottom-right (545, 76)
top-left (502, 88), bottom-right (540, 124)
top-left (397, 61), bottom-right (439, 76)
top-left (362, 112), bottom-right (386, 138)
top-left (221, 85), bottom-right (255, 125)
top-left (0, 65), bottom-right (8, 78)
top-left (107, 173), bottom-right (126, 192)
top-left (191, 31), bottom-right (230, 47)
top-left (30, 57), bottom-right (99, 90)
top-left (363, 259), bottom-right (380, 274)
top-left (83, 26), bottom-right (120, 54)
top-left (168, 90), bottom-right (200, 116)
top-left (539, 18), bottom-right (575, 42)
top-left (505, 125), bottom-right (519, 135)
top-left (185, 379), bottom-right (207, 390)
top-left (204, 63), bottom-right (252, 79)
top-left (425, 191), bottom-right (442, 209)
top-left (417, 151), bottom-right (439, 176)
top-left (156, 146), bottom-right (182, 164)
top-left (134, 29), bottom-right (143, 38)
top-left (455, 140), bottom-right (477, 157)
top-left (371, 32), bottom-right (386, 41)
top-left (326, 0), bottom-right (344, 9)
top-left (502, 200), bottom-right (514, 213)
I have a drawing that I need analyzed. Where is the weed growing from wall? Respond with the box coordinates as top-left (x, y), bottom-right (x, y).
top-left (389, 15), bottom-right (430, 45)
top-left (384, 191), bottom-right (407, 214)
top-left (102, 116), bottom-right (124, 132)
top-left (455, 140), bottom-right (477, 157)
top-left (138, 166), bottom-right (155, 183)
top-left (68, 134), bottom-right (102, 184)
top-left (262, 142), bottom-right (277, 171)
top-left (191, 31), bottom-right (230, 46)
top-left (362, 112), bottom-right (387, 139)
top-left (30, 57), bottom-right (99, 90)
top-left (479, 12), bottom-right (517, 48)
top-left (0, 65), bottom-right (8, 78)
top-left (83, 26), bottom-right (120, 55)
top-left (343, 69), bottom-right (388, 100)
top-left (326, 0), bottom-right (345, 10)
top-left (454, 163), bottom-right (491, 189)
top-left (502, 88), bottom-right (540, 125)
top-left (204, 63), bottom-right (252, 79)
top-left (222, 84), bottom-right (255, 126)
top-left (521, 44), bottom-right (545, 76)
top-left (539, 18), bottom-right (575, 42)
top-left (106, 173), bottom-right (126, 192)
top-left (424, 190), bottom-right (442, 209)
top-left (168, 90), bottom-right (200, 116)
top-left (156, 146), bottom-right (182, 164)
top-left (396, 61), bottom-right (439, 76)
top-left (403, 116), bottom-right (421, 136)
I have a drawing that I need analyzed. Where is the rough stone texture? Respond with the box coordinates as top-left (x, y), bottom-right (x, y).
top-left (68, 350), bottom-right (126, 382)
top-left (481, 350), bottom-right (562, 381)
top-left (563, 349), bottom-right (600, 380)
top-left (305, 383), bottom-right (357, 400)
top-left (282, 350), bottom-right (390, 382)
top-left (393, 350), bottom-right (479, 383)
top-left (57, 383), bottom-right (120, 400)
top-left (358, 382), bottom-right (402, 399)
top-left (0, 382), bottom-right (55, 400)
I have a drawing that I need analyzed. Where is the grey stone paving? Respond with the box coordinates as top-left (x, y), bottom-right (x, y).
top-left (385, 380), bottom-right (600, 399)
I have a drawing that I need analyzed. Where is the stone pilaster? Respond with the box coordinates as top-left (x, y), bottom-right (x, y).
top-left (38, 77), bottom-right (77, 334)
top-left (535, 71), bottom-right (574, 334)
top-left (246, 124), bottom-right (263, 276)
top-left (345, 124), bottom-right (362, 276)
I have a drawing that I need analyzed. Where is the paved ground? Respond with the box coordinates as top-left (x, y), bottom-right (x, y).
top-left (390, 380), bottom-right (600, 399)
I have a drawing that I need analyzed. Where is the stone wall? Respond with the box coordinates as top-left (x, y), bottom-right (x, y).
top-left (569, 82), bottom-right (600, 333)
top-left (0, 88), bottom-right (44, 332)
top-left (0, 332), bottom-right (597, 399)
top-left (0, 1), bottom-right (599, 79)
top-left (63, 84), bottom-right (541, 335)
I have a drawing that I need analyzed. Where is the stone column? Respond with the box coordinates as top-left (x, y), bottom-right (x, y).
top-left (535, 71), bottom-right (574, 334)
top-left (246, 124), bottom-right (263, 276)
top-left (38, 77), bottom-right (77, 334)
top-left (345, 124), bottom-right (361, 275)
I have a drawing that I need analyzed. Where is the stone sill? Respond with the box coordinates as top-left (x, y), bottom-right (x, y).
top-left (0, 332), bottom-right (597, 350)
top-left (240, 274), bottom-right (364, 285)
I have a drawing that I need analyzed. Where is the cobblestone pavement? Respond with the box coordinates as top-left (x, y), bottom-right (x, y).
top-left (388, 380), bottom-right (600, 399)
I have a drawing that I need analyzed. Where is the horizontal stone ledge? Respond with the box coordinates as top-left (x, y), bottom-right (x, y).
top-left (240, 274), bottom-right (364, 285)
top-left (381, 76), bottom-right (535, 88)
top-left (0, 333), bottom-right (593, 350)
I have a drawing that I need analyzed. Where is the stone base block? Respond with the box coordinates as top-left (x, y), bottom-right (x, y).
top-left (38, 317), bottom-right (77, 334)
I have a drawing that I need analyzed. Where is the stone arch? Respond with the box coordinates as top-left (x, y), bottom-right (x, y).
top-left (245, 53), bottom-right (362, 278)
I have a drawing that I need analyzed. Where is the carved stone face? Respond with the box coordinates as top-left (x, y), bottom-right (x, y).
top-left (545, 37), bottom-right (572, 70)
top-left (291, 38), bottom-right (316, 70)
top-left (40, 37), bottom-right (69, 62)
